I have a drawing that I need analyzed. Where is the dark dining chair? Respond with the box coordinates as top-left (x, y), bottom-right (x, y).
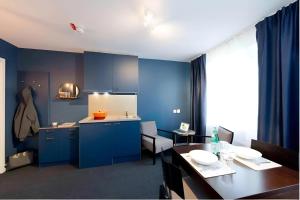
top-left (251, 139), bottom-right (299, 171)
top-left (159, 151), bottom-right (199, 199)
top-left (218, 126), bottom-right (234, 144)
top-left (190, 126), bottom-right (234, 145)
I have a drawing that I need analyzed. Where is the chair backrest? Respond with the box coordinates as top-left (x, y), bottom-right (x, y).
top-left (160, 151), bottom-right (185, 199)
top-left (251, 139), bottom-right (299, 171)
top-left (140, 121), bottom-right (158, 137)
top-left (218, 126), bottom-right (234, 144)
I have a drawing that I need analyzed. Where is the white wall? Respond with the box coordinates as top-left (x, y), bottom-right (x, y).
top-left (206, 27), bottom-right (258, 147)
top-left (0, 58), bottom-right (5, 174)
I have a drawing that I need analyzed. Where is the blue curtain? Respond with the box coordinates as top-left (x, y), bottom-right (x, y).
top-left (256, 1), bottom-right (299, 151)
top-left (190, 55), bottom-right (206, 141)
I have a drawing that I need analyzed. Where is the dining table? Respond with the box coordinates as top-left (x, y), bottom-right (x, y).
top-left (172, 144), bottom-right (299, 199)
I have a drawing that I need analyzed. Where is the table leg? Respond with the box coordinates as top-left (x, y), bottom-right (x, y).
top-left (174, 134), bottom-right (177, 145)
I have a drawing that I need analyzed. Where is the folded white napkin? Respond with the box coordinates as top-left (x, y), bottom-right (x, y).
top-left (180, 153), bottom-right (236, 178)
top-left (234, 156), bottom-right (281, 170)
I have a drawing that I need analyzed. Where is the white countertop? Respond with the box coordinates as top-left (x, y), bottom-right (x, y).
top-left (79, 115), bottom-right (141, 124)
top-left (39, 125), bottom-right (79, 130)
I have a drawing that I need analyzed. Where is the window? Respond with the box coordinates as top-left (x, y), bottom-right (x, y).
top-left (206, 27), bottom-right (258, 146)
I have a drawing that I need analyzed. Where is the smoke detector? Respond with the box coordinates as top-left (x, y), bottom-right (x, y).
top-left (70, 23), bottom-right (84, 34)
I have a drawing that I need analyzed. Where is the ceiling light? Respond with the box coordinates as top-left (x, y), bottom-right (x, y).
top-left (144, 10), bottom-right (155, 28)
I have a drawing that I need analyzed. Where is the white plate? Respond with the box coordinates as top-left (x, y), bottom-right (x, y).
top-left (235, 146), bottom-right (262, 160)
top-left (189, 150), bottom-right (218, 165)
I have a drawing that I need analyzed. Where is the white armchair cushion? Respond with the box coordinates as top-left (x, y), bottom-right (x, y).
top-left (141, 121), bottom-right (158, 137)
top-left (143, 135), bottom-right (173, 154)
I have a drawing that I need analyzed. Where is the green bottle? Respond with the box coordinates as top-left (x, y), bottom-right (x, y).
top-left (211, 127), bottom-right (220, 155)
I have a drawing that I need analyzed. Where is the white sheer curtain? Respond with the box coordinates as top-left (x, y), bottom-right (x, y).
top-left (206, 27), bottom-right (258, 147)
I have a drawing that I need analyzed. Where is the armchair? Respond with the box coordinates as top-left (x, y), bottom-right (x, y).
top-left (140, 121), bottom-right (174, 165)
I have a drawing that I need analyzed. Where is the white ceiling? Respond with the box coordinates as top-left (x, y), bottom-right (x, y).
top-left (0, 0), bottom-right (295, 61)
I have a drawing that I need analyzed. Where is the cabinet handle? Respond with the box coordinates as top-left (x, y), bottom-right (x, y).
top-left (46, 137), bottom-right (55, 140)
top-left (45, 130), bottom-right (53, 133)
top-left (114, 123), bottom-right (121, 125)
top-left (104, 123), bottom-right (112, 126)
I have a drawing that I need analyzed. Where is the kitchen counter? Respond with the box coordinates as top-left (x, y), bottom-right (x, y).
top-left (39, 125), bottom-right (79, 130)
top-left (79, 116), bottom-right (141, 124)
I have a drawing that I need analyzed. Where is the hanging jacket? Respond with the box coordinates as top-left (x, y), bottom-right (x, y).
top-left (14, 86), bottom-right (40, 141)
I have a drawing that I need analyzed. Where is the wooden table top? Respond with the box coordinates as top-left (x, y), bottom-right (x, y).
top-left (172, 144), bottom-right (299, 199)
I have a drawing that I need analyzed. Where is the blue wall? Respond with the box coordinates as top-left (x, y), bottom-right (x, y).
top-left (0, 39), bottom-right (18, 156)
top-left (18, 51), bottom-right (191, 132)
top-left (138, 59), bottom-right (190, 132)
top-left (18, 49), bottom-right (88, 124)
top-left (1, 42), bottom-right (191, 156)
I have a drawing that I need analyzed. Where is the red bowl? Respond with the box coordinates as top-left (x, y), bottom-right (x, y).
top-left (93, 111), bottom-right (107, 120)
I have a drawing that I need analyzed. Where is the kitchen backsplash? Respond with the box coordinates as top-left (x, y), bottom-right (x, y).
top-left (88, 94), bottom-right (137, 117)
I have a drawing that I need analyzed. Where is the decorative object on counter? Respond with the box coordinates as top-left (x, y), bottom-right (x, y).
top-left (58, 122), bottom-right (76, 128)
top-left (57, 83), bottom-right (80, 99)
top-left (14, 86), bottom-right (40, 141)
top-left (52, 122), bottom-right (58, 127)
top-left (93, 110), bottom-right (107, 120)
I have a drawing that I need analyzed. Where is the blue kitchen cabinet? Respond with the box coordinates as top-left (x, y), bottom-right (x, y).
top-left (70, 128), bottom-right (79, 164)
top-left (83, 52), bottom-right (138, 93)
top-left (60, 128), bottom-right (79, 164)
top-left (79, 121), bottom-right (141, 168)
top-left (39, 129), bottom-right (61, 164)
top-left (38, 127), bottom-right (79, 166)
top-left (60, 129), bottom-right (71, 162)
top-left (83, 51), bottom-right (113, 92)
top-left (79, 123), bottom-right (113, 168)
top-left (113, 55), bottom-right (139, 93)
top-left (113, 121), bottom-right (140, 163)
